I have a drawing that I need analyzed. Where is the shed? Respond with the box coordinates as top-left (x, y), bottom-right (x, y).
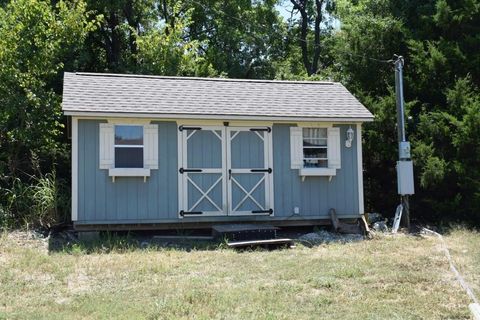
top-left (62, 72), bottom-right (374, 230)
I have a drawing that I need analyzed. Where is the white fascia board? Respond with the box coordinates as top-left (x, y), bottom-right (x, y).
top-left (63, 111), bottom-right (374, 122)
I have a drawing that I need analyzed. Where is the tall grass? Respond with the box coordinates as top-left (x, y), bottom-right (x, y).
top-left (0, 171), bottom-right (69, 229)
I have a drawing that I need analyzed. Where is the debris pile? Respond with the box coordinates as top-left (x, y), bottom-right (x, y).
top-left (298, 230), bottom-right (363, 246)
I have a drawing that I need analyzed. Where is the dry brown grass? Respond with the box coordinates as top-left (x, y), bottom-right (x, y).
top-left (444, 227), bottom-right (480, 302)
top-left (0, 230), bottom-right (473, 319)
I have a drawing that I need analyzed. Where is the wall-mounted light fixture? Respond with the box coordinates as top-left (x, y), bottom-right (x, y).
top-left (345, 126), bottom-right (354, 148)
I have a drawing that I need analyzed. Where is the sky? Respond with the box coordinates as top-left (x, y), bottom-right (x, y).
top-left (275, 1), bottom-right (341, 29)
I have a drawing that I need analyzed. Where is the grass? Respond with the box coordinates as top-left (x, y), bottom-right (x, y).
top-left (444, 227), bottom-right (480, 302)
top-left (0, 230), bottom-right (474, 319)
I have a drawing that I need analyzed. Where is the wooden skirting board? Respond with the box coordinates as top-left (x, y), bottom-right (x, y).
top-left (73, 219), bottom-right (334, 231)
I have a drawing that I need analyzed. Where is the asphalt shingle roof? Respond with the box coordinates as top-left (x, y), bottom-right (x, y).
top-left (62, 72), bottom-right (373, 121)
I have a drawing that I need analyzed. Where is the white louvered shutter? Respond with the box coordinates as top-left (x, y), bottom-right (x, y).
top-left (144, 124), bottom-right (159, 169)
top-left (99, 123), bottom-right (114, 169)
top-left (290, 126), bottom-right (303, 169)
top-left (327, 127), bottom-right (341, 169)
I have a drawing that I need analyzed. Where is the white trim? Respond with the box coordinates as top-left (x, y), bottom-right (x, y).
top-left (226, 126), bottom-right (274, 216)
top-left (176, 119), bottom-right (274, 127)
top-left (71, 117), bottom-right (78, 221)
top-left (109, 168), bottom-right (150, 177)
top-left (179, 126), bottom-right (227, 217)
top-left (177, 126), bottom-right (183, 218)
top-left (267, 127), bottom-right (274, 214)
top-left (64, 111), bottom-right (374, 122)
top-left (296, 122), bottom-right (334, 128)
top-left (107, 118), bottom-right (151, 125)
top-left (356, 124), bottom-right (364, 214)
top-left (299, 168), bottom-right (336, 176)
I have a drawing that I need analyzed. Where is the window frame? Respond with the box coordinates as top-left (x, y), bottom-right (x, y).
top-left (113, 124), bottom-right (145, 169)
top-left (302, 127), bottom-right (329, 169)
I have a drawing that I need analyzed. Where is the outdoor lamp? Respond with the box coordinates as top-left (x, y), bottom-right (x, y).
top-left (345, 126), bottom-right (354, 148)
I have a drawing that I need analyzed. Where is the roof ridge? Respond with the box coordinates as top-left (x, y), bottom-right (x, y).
top-left (71, 72), bottom-right (336, 85)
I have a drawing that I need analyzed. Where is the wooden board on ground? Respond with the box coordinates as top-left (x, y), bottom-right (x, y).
top-left (212, 224), bottom-right (278, 241)
top-left (329, 208), bottom-right (363, 235)
top-left (227, 238), bottom-right (294, 248)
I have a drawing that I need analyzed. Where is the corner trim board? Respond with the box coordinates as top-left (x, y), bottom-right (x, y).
top-left (72, 117), bottom-right (78, 221)
top-left (356, 124), bottom-right (364, 214)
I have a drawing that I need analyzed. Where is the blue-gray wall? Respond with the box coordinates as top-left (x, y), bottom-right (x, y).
top-left (272, 124), bottom-right (359, 218)
top-left (76, 120), bottom-right (360, 224)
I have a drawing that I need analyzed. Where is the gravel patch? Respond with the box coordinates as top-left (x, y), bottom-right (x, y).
top-left (297, 230), bottom-right (363, 246)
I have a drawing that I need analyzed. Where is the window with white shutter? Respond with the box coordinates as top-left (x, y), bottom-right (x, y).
top-left (99, 121), bottom-right (158, 181)
top-left (290, 125), bottom-right (341, 178)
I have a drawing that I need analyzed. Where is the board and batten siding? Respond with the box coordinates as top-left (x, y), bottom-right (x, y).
top-left (77, 120), bottom-right (178, 223)
top-left (76, 120), bottom-right (361, 224)
top-left (272, 124), bottom-right (359, 218)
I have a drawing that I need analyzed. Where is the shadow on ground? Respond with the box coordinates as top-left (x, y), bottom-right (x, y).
top-left (46, 226), bottom-right (366, 254)
top-left (47, 229), bottom-right (223, 253)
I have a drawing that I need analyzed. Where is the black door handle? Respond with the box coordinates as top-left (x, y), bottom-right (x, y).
top-left (228, 169), bottom-right (232, 180)
top-left (250, 168), bottom-right (272, 173)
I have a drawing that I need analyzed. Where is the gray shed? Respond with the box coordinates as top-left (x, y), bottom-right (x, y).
top-left (62, 72), bottom-right (373, 230)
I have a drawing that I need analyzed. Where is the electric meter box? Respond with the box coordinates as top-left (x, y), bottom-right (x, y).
top-left (397, 160), bottom-right (415, 195)
top-left (399, 141), bottom-right (411, 159)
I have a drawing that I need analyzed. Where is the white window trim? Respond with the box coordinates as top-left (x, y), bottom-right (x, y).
top-left (291, 124), bottom-right (341, 180)
top-left (113, 123), bottom-right (145, 166)
top-left (302, 127), bottom-right (329, 169)
top-left (110, 124), bottom-right (147, 179)
top-left (99, 120), bottom-right (158, 181)
top-left (299, 168), bottom-right (336, 177)
top-left (109, 168), bottom-right (151, 182)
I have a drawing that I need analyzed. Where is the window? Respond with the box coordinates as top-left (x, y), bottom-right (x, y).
top-left (303, 128), bottom-right (328, 168)
top-left (290, 126), bottom-right (340, 176)
top-left (114, 125), bottom-right (144, 168)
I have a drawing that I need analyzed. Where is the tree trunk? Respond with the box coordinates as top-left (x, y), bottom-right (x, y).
top-left (124, 0), bottom-right (138, 67)
top-left (311, 0), bottom-right (324, 74)
top-left (290, 0), bottom-right (325, 76)
top-left (104, 11), bottom-right (121, 71)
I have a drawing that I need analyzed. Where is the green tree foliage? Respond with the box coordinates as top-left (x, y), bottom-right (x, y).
top-left (0, 0), bottom-right (98, 227)
top-left (334, 0), bottom-right (480, 223)
top-left (1, 0), bottom-right (479, 228)
top-left (0, 0), bottom-right (95, 175)
top-left (187, 0), bottom-right (287, 78)
top-left (135, 6), bottom-right (216, 76)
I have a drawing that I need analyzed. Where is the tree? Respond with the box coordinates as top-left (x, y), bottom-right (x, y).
top-left (0, 0), bottom-right (97, 177)
top-left (187, 0), bottom-right (287, 79)
top-left (333, 0), bottom-right (480, 224)
top-left (135, 6), bottom-right (216, 77)
top-left (287, 0), bottom-right (335, 76)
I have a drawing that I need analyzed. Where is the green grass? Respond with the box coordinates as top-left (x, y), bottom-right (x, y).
top-left (0, 230), bottom-right (474, 319)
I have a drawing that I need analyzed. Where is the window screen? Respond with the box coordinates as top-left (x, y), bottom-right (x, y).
top-left (114, 125), bottom-right (144, 168)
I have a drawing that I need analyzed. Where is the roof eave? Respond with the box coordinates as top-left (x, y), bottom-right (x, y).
top-left (63, 110), bottom-right (375, 122)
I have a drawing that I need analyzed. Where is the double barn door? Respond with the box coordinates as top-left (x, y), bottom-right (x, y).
top-left (179, 125), bottom-right (273, 217)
